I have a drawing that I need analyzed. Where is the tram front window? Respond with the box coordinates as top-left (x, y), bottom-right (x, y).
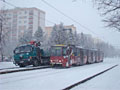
top-left (51, 47), bottom-right (62, 56)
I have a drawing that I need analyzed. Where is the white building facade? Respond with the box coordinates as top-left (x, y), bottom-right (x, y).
top-left (2, 7), bottom-right (45, 43)
top-left (45, 24), bottom-right (76, 39)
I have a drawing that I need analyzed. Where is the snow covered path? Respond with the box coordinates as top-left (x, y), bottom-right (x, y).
top-left (72, 58), bottom-right (120, 90)
top-left (0, 58), bottom-right (119, 90)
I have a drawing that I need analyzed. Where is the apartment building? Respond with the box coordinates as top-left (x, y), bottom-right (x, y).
top-left (45, 24), bottom-right (76, 38)
top-left (2, 7), bottom-right (45, 43)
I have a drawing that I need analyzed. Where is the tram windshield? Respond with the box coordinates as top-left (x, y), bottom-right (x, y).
top-left (51, 46), bottom-right (62, 56)
top-left (51, 46), bottom-right (67, 56)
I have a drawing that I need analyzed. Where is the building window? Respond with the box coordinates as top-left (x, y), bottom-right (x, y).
top-left (19, 21), bottom-right (21, 24)
top-left (29, 10), bottom-right (33, 15)
top-left (13, 19), bottom-right (17, 23)
top-left (19, 12), bottom-right (22, 15)
top-left (28, 25), bottom-right (33, 30)
top-left (19, 16), bottom-right (27, 19)
top-left (18, 25), bottom-right (26, 30)
top-left (24, 21), bottom-right (27, 23)
top-left (7, 17), bottom-right (11, 20)
top-left (29, 22), bottom-right (33, 24)
top-left (8, 13), bottom-right (11, 16)
top-left (29, 27), bottom-right (33, 30)
top-left (24, 16), bottom-right (27, 18)
top-left (13, 15), bottom-right (17, 18)
top-left (24, 11), bottom-right (27, 14)
top-left (29, 15), bottom-right (33, 19)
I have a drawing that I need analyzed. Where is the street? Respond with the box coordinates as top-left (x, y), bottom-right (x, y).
top-left (0, 58), bottom-right (119, 90)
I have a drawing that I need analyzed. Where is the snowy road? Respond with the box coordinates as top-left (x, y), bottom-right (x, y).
top-left (72, 58), bottom-right (120, 90)
top-left (0, 58), bottom-right (120, 90)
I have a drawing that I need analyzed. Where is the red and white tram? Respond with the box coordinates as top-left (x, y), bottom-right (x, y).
top-left (50, 45), bottom-right (103, 68)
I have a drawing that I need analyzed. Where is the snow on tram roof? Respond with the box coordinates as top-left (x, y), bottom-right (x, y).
top-left (75, 46), bottom-right (99, 51)
top-left (76, 46), bottom-right (84, 48)
top-left (53, 44), bottom-right (67, 47)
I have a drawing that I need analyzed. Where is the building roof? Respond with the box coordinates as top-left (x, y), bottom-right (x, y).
top-left (4, 7), bottom-right (45, 14)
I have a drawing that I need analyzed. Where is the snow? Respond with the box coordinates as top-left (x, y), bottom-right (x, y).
top-left (0, 57), bottom-right (120, 90)
top-left (0, 62), bottom-right (17, 69)
top-left (72, 57), bottom-right (120, 90)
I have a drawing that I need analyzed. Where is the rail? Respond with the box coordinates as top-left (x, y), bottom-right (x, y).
top-left (0, 65), bottom-right (51, 75)
top-left (63, 64), bottom-right (118, 90)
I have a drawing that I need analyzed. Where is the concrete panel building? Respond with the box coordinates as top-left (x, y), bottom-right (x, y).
top-left (2, 7), bottom-right (45, 43)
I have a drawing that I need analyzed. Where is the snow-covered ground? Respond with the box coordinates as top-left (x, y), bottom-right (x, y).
top-left (0, 62), bottom-right (18, 69)
top-left (72, 57), bottom-right (120, 90)
top-left (0, 57), bottom-right (120, 90)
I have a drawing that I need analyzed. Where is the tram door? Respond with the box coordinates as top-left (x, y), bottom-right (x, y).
top-left (76, 48), bottom-right (81, 65)
top-left (80, 49), bottom-right (84, 65)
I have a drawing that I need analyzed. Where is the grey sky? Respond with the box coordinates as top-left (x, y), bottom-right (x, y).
top-left (1, 0), bottom-right (120, 49)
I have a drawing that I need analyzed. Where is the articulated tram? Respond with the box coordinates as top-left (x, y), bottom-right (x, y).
top-left (50, 45), bottom-right (103, 67)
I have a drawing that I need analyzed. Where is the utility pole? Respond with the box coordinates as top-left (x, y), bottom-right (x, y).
top-left (0, 18), bottom-right (3, 61)
top-left (0, 0), bottom-right (6, 62)
top-left (0, 19), bottom-right (2, 42)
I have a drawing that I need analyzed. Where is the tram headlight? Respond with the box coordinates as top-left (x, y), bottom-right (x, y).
top-left (59, 60), bottom-right (61, 63)
top-left (50, 60), bottom-right (53, 62)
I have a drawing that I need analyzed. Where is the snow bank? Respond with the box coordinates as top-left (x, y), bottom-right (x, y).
top-left (0, 62), bottom-right (17, 69)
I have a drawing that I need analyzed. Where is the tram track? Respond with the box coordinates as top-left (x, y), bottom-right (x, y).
top-left (0, 65), bottom-right (51, 75)
top-left (0, 67), bottom-right (73, 84)
top-left (0, 62), bottom-right (118, 90)
top-left (0, 65), bottom-right (36, 71)
top-left (0, 67), bottom-right (19, 70)
top-left (63, 64), bottom-right (118, 90)
top-left (0, 62), bottom-right (100, 75)
top-left (1, 66), bottom-right (85, 82)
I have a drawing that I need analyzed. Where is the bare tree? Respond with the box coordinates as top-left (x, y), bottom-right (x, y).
top-left (73, 0), bottom-right (120, 31)
top-left (19, 30), bottom-right (33, 44)
top-left (49, 23), bottom-right (68, 45)
top-left (0, 8), bottom-right (10, 61)
top-left (94, 0), bottom-right (120, 31)
top-left (34, 26), bottom-right (43, 42)
top-left (0, 9), bottom-right (6, 61)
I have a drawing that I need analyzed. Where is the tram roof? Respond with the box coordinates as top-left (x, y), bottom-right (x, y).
top-left (52, 44), bottom-right (67, 47)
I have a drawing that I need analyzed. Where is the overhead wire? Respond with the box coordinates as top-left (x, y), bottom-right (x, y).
top-left (2, 0), bottom-right (110, 43)
top-left (41, 0), bottom-right (107, 41)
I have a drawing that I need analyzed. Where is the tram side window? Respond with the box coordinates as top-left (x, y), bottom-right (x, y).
top-left (87, 51), bottom-right (89, 56)
top-left (80, 50), bottom-right (84, 58)
top-left (91, 52), bottom-right (93, 57)
top-left (84, 50), bottom-right (87, 56)
top-left (73, 48), bottom-right (77, 56)
top-left (77, 49), bottom-right (80, 56)
top-left (62, 47), bottom-right (67, 56)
